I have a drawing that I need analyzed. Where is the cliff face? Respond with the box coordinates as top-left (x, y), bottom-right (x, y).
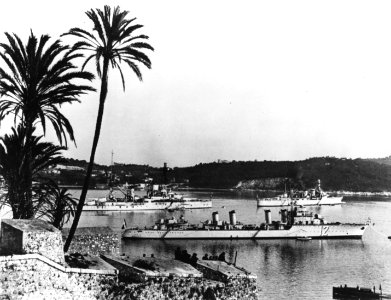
top-left (235, 178), bottom-right (286, 190)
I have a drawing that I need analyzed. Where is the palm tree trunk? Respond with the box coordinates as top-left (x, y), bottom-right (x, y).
top-left (21, 120), bottom-right (34, 219)
top-left (64, 58), bottom-right (109, 252)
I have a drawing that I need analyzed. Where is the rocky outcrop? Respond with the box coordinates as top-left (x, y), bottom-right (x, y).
top-left (235, 178), bottom-right (286, 190)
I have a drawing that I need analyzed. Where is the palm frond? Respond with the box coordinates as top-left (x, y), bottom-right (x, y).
top-left (0, 31), bottom-right (95, 146)
top-left (62, 5), bottom-right (153, 87)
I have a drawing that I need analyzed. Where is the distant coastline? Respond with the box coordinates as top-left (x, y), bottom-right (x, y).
top-left (62, 185), bottom-right (391, 197)
top-left (333, 191), bottom-right (391, 197)
top-left (234, 188), bottom-right (391, 197)
top-left (53, 157), bottom-right (391, 194)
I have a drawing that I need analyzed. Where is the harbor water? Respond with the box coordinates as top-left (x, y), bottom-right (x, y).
top-left (66, 189), bottom-right (391, 300)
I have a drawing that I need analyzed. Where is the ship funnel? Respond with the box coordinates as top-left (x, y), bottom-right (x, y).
top-left (229, 210), bottom-right (237, 225)
top-left (265, 210), bottom-right (271, 225)
top-left (281, 209), bottom-right (288, 223)
top-left (212, 211), bottom-right (219, 224)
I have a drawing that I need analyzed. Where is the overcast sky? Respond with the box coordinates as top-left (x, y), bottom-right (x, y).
top-left (1, 1), bottom-right (391, 167)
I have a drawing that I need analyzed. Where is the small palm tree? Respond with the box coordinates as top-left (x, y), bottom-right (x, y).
top-left (35, 180), bottom-right (78, 230)
top-left (0, 126), bottom-right (65, 218)
top-left (0, 31), bottom-right (95, 214)
top-left (62, 5), bottom-right (153, 252)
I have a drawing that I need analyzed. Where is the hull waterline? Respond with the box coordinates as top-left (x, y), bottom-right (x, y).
top-left (122, 224), bottom-right (368, 240)
top-left (257, 196), bottom-right (344, 207)
top-left (83, 200), bottom-right (212, 211)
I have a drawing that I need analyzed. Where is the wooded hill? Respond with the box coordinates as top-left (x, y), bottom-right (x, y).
top-left (56, 157), bottom-right (391, 192)
top-left (169, 157), bottom-right (391, 192)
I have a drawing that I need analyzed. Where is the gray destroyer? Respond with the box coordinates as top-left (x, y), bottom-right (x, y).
top-left (122, 207), bottom-right (369, 240)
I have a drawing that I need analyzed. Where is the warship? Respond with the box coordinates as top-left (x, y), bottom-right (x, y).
top-left (84, 185), bottom-right (212, 211)
top-left (122, 206), bottom-right (369, 239)
top-left (257, 179), bottom-right (343, 207)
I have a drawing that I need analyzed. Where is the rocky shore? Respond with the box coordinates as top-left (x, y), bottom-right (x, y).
top-left (234, 178), bottom-right (391, 196)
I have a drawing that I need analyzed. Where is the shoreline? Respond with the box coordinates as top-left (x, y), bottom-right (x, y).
top-left (63, 185), bottom-right (391, 197)
top-left (233, 188), bottom-right (391, 197)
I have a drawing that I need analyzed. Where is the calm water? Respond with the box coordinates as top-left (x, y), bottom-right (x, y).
top-left (67, 189), bottom-right (391, 299)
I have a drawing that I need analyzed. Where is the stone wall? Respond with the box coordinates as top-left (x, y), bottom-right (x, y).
top-left (24, 231), bottom-right (65, 264)
top-left (0, 254), bottom-right (117, 300)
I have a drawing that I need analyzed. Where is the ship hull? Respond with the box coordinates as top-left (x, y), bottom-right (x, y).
top-left (122, 224), bottom-right (367, 239)
top-left (257, 196), bottom-right (343, 207)
top-left (83, 200), bottom-right (212, 211)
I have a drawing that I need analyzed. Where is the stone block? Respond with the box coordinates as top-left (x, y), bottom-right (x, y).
top-left (1, 219), bottom-right (65, 264)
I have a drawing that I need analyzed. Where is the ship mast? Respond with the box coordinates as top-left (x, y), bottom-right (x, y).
top-left (111, 150), bottom-right (114, 172)
top-left (109, 150), bottom-right (114, 186)
top-left (289, 196), bottom-right (295, 225)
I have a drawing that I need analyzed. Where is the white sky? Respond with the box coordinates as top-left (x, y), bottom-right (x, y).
top-left (1, 0), bottom-right (391, 167)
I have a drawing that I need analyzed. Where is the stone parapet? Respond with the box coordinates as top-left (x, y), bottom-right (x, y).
top-left (1, 219), bottom-right (65, 264)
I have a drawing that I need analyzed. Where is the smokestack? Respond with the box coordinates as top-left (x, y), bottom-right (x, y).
top-left (265, 210), bottom-right (271, 225)
top-left (212, 212), bottom-right (219, 224)
top-left (229, 210), bottom-right (237, 225)
top-left (163, 162), bottom-right (168, 184)
top-left (281, 209), bottom-right (288, 223)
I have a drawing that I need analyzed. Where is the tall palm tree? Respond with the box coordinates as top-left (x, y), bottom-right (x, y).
top-left (62, 5), bottom-right (153, 252)
top-left (0, 126), bottom-right (65, 218)
top-left (0, 31), bottom-right (95, 215)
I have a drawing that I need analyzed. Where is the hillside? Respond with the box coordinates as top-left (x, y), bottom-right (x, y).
top-left (368, 156), bottom-right (391, 166)
top-left (46, 157), bottom-right (391, 192)
top-left (168, 157), bottom-right (391, 192)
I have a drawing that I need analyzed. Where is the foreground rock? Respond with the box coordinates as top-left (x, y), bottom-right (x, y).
top-left (103, 277), bottom-right (259, 300)
top-left (99, 253), bottom-right (259, 299)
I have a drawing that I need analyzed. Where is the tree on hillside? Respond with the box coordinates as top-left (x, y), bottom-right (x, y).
top-left (0, 126), bottom-right (65, 218)
top-left (0, 32), bottom-right (95, 217)
top-left (62, 5), bottom-right (153, 252)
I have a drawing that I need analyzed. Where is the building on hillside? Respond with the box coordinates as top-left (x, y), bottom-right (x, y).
top-left (55, 165), bottom-right (85, 171)
top-left (217, 159), bottom-right (230, 163)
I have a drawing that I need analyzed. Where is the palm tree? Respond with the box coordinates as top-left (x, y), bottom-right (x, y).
top-left (62, 5), bottom-right (153, 252)
top-left (0, 31), bottom-right (95, 216)
top-left (35, 180), bottom-right (78, 230)
top-left (0, 126), bottom-right (65, 218)
top-left (0, 31), bottom-right (95, 145)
